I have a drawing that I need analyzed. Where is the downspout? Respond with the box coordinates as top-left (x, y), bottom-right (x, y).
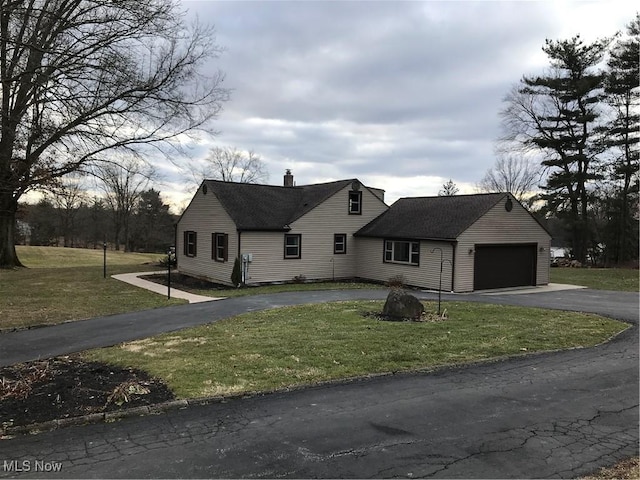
top-left (450, 241), bottom-right (456, 292)
top-left (237, 229), bottom-right (243, 284)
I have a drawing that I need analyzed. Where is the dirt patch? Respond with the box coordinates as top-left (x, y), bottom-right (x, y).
top-left (581, 457), bottom-right (639, 479)
top-left (0, 356), bottom-right (174, 431)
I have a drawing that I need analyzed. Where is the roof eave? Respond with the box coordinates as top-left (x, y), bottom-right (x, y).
top-left (237, 226), bottom-right (291, 232)
top-left (354, 232), bottom-right (457, 242)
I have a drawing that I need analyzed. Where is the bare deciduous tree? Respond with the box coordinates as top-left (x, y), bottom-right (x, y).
top-left (187, 146), bottom-right (268, 188)
top-left (94, 157), bottom-right (156, 252)
top-left (0, 0), bottom-right (228, 267)
top-left (477, 155), bottom-right (541, 205)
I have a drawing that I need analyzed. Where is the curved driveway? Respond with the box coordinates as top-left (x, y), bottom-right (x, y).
top-left (0, 288), bottom-right (638, 478)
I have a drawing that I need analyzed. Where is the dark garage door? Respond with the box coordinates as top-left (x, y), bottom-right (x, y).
top-left (474, 244), bottom-right (537, 291)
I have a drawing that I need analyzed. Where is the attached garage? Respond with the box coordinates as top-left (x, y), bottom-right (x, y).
top-left (473, 244), bottom-right (537, 290)
top-left (356, 192), bottom-right (552, 293)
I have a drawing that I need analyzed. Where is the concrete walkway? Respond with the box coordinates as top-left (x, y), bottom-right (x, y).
top-left (111, 271), bottom-right (224, 303)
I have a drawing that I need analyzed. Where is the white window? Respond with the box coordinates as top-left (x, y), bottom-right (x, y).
top-left (284, 234), bottom-right (301, 259)
top-left (348, 191), bottom-right (362, 214)
top-left (384, 239), bottom-right (419, 265)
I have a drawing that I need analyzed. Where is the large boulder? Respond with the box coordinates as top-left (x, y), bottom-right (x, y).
top-left (382, 289), bottom-right (425, 321)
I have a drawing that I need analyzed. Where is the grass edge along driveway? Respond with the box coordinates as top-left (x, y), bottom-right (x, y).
top-left (85, 300), bottom-right (628, 400)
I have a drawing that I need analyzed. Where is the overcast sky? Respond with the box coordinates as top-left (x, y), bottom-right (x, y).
top-left (161, 0), bottom-right (637, 210)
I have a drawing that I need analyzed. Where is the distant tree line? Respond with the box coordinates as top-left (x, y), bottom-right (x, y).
top-left (481, 15), bottom-right (638, 267)
top-left (16, 188), bottom-right (177, 254)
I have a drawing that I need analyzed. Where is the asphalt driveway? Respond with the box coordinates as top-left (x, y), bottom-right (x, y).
top-left (1, 287), bottom-right (636, 367)
top-left (0, 288), bottom-right (638, 478)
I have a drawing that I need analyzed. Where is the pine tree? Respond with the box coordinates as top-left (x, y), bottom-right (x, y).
top-left (601, 15), bottom-right (640, 264)
top-left (438, 179), bottom-right (459, 196)
top-left (231, 257), bottom-right (242, 287)
top-left (501, 36), bottom-right (610, 263)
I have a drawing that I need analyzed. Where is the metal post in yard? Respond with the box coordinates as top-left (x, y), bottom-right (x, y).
top-left (167, 248), bottom-right (172, 300)
top-left (431, 247), bottom-right (443, 315)
top-left (103, 240), bottom-right (107, 279)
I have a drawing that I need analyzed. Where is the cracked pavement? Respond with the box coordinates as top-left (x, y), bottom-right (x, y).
top-left (0, 289), bottom-right (638, 478)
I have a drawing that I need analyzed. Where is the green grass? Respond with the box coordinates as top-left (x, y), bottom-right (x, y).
top-left (85, 300), bottom-right (627, 399)
top-left (0, 246), bottom-right (186, 330)
top-left (551, 267), bottom-right (639, 292)
top-left (16, 245), bottom-right (164, 268)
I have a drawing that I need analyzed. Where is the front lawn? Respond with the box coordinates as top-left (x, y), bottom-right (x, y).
top-left (85, 300), bottom-right (627, 399)
top-left (0, 246), bottom-right (185, 330)
top-left (15, 245), bottom-right (164, 268)
top-left (551, 267), bottom-right (639, 292)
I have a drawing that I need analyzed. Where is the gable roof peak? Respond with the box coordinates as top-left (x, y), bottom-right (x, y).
top-left (357, 192), bottom-right (511, 240)
top-left (200, 177), bottom-right (366, 231)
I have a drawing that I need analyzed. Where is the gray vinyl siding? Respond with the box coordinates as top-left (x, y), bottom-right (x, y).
top-left (355, 238), bottom-right (454, 290)
top-left (240, 185), bottom-right (388, 284)
top-left (176, 187), bottom-right (238, 285)
top-left (454, 196), bottom-right (551, 293)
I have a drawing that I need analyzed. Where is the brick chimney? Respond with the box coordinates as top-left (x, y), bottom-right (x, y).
top-left (284, 169), bottom-right (294, 187)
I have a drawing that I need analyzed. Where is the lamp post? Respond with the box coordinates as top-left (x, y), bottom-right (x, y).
top-left (103, 240), bottom-right (107, 279)
top-left (167, 247), bottom-right (172, 300)
top-left (431, 247), bottom-right (452, 316)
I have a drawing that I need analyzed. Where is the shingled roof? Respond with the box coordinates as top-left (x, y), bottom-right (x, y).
top-left (203, 178), bottom-right (358, 231)
top-left (355, 193), bottom-right (508, 240)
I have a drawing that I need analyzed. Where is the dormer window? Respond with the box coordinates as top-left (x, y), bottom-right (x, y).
top-left (348, 191), bottom-right (362, 215)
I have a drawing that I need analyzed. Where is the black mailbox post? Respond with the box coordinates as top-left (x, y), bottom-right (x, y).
top-left (167, 247), bottom-right (173, 300)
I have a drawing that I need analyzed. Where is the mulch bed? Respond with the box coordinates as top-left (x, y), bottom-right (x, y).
top-left (0, 356), bottom-right (174, 430)
top-left (141, 272), bottom-right (225, 290)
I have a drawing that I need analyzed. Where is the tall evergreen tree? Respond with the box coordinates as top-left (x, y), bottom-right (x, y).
top-left (501, 36), bottom-right (610, 263)
top-left (130, 189), bottom-right (176, 253)
top-left (27, 199), bottom-right (58, 246)
top-left (82, 197), bottom-right (110, 249)
top-left (438, 179), bottom-right (459, 196)
top-left (601, 15), bottom-right (640, 264)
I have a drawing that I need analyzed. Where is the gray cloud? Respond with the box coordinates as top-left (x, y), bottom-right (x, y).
top-left (166, 0), bottom-right (635, 204)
